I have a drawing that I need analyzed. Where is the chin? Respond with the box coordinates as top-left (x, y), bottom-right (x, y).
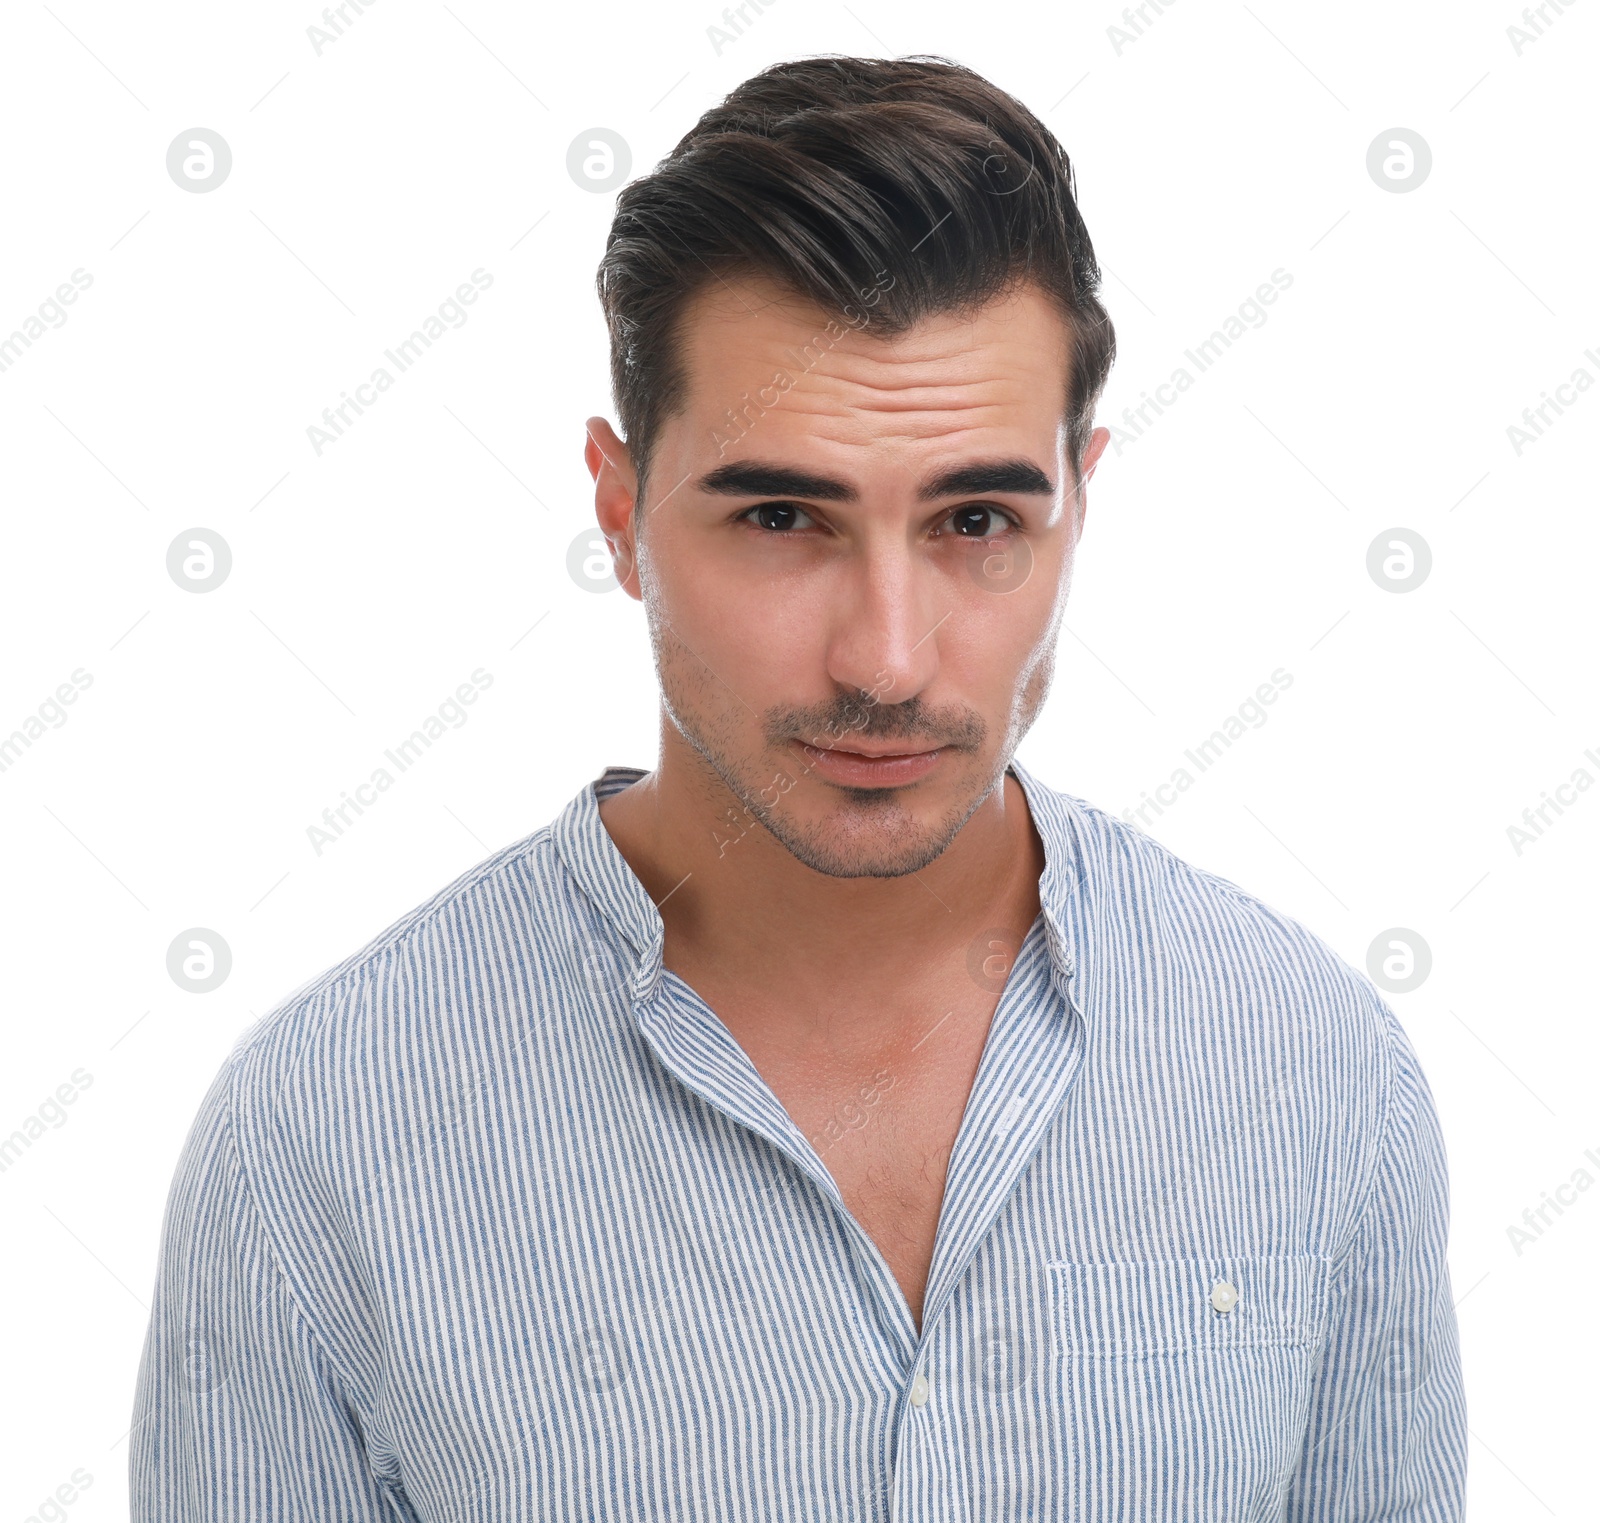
top-left (765, 774), bottom-right (992, 881)
top-left (777, 831), bottom-right (955, 881)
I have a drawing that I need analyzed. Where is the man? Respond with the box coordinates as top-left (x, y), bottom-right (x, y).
top-left (132, 54), bottom-right (1467, 1521)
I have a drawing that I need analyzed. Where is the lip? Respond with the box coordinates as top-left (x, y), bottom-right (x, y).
top-left (792, 739), bottom-right (945, 787)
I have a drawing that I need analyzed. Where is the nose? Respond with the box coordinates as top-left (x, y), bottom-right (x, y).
top-left (823, 535), bottom-right (944, 711)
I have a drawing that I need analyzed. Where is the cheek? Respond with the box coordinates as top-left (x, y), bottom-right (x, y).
top-left (645, 548), bottom-right (805, 706)
top-left (646, 522), bottom-right (1065, 714)
top-left (1016, 648), bottom-right (1056, 725)
top-left (949, 575), bottom-right (1061, 675)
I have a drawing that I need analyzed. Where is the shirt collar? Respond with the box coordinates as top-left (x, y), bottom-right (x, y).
top-left (549, 755), bottom-right (1099, 1022)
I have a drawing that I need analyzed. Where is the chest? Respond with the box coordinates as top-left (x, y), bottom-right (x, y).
top-left (736, 1006), bottom-right (998, 1326)
top-left (357, 1022), bottom-right (1336, 1523)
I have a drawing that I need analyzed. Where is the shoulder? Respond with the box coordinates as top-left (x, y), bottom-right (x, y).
top-left (1041, 776), bottom-right (1429, 1251)
top-left (1044, 776), bottom-right (1402, 1094)
top-left (220, 822), bottom-right (580, 1128)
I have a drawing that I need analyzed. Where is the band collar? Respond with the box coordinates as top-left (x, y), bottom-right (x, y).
top-left (549, 756), bottom-right (1097, 1017)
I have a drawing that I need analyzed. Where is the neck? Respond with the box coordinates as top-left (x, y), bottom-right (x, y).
top-left (596, 722), bottom-right (1045, 1054)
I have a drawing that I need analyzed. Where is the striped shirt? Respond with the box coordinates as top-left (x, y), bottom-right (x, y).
top-left (131, 758), bottom-right (1467, 1521)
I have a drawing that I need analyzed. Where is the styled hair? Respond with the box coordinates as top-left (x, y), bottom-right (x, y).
top-left (595, 53), bottom-right (1116, 513)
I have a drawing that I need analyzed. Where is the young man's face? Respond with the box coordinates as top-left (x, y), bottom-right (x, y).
top-left (587, 273), bottom-right (1110, 880)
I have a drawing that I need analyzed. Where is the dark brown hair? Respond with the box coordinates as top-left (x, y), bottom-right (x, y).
top-left (595, 53), bottom-right (1117, 513)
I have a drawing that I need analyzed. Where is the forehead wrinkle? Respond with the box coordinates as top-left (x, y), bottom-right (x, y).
top-left (772, 390), bottom-right (1029, 435)
top-left (672, 280), bottom-right (1072, 473)
top-left (793, 422), bottom-right (1037, 461)
top-left (772, 351), bottom-right (1059, 422)
top-left (768, 388), bottom-right (994, 430)
top-left (776, 365), bottom-right (1026, 408)
top-left (805, 349), bottom-right (1024, 393)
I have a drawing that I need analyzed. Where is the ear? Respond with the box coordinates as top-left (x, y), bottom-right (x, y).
top-left (1072, 424), bottom-right (1111, 530)
top-left (584, 417), bottom-right (643, 603)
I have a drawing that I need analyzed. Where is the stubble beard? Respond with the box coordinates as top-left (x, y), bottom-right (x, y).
top-left (647, 610), bottom-right (1002, 881)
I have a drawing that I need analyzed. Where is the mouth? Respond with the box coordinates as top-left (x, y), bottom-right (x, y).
top-left (791, 739), bottom-right (946, 787)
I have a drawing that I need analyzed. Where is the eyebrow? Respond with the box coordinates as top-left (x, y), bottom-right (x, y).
top-left (694, 457), bottom-right (1056, 503)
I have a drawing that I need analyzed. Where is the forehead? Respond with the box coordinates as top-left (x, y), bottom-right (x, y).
top-left (669, 274), bottom-right (1073, 453)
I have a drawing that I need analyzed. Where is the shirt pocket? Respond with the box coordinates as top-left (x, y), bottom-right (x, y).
top-left (1047, 1253), bottom-right (1332, 1522)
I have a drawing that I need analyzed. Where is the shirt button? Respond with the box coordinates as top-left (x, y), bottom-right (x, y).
top-left (909, 1373), bottom-right (930, 1407)
top-left (1210, 1280), bottom-right (1239, 1313)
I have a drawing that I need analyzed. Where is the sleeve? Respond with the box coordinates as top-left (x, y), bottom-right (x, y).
top-left (129, 1059), bottom-right (400, 1520)
top-left (1284, 1000), bottom-right (1469, 1520)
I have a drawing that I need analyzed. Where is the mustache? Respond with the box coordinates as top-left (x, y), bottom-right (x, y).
top-left (766, 698), bottom-right (985, 751)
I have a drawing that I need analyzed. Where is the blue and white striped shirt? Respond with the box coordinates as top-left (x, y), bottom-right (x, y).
top-left (131, 759), bottom-right (1467, 1520)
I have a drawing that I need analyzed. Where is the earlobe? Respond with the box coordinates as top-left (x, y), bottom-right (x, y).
top-left (611, 535), bottom-right (645, 604)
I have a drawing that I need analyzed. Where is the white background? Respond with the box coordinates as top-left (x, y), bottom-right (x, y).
top-left (1, 0), bottom-right (1595, 1516)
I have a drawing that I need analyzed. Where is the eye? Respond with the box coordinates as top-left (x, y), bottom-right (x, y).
top-left (738, 502), bottom-right (819, 533)
top-left (943, 503), bottom-right (1018, 539)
